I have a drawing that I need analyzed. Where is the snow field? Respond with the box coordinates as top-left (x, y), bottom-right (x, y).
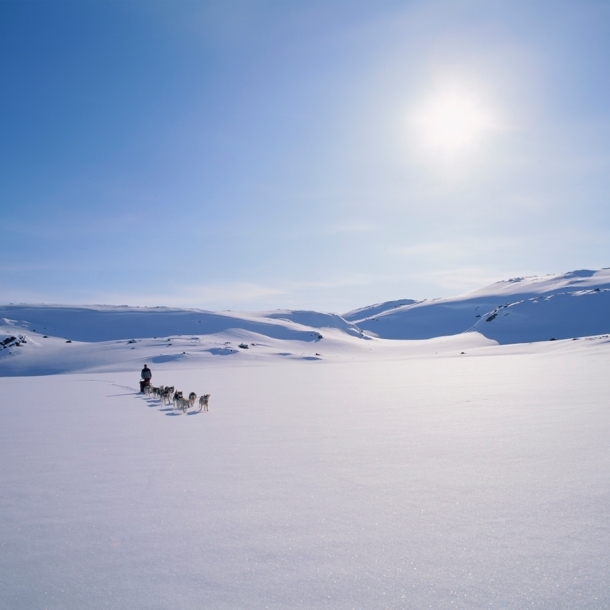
top-left (1, 342), bottom-right (609, 609)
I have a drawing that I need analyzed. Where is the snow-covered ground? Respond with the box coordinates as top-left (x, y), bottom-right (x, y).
top-left (1, 269), bottom-right (610, 608)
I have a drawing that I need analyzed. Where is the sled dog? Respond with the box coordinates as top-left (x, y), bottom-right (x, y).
top-left (198, 394), bottom-right (210, 412)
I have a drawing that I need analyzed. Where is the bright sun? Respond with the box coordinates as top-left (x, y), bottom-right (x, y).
top-left (409, 79), bottom-right (503, 159)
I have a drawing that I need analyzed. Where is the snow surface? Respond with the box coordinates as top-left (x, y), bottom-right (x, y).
top-left (1, 269), bottom-right (610, 608)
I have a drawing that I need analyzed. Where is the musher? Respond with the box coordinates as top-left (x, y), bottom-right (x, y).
top-left (140, 364), bottom-right (152, 393)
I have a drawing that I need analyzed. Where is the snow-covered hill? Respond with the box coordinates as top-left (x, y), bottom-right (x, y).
top-left (0, 304), bottom-right (363, 343)
top-left (345, 268), bottom-right (610, 342)
top-left (1, 268), bottom-right (609, 377)
top-left (0, 305), bottom-right (375, 376)
top-left (470, 287), bottom-right (610, 343)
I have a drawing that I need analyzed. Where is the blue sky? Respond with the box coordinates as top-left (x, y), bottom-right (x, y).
top-left (1, 0), bottom-right (609, 312)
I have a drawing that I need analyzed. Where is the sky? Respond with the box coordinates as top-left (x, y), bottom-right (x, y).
top-left (1, 0), bottom-right (609, 312)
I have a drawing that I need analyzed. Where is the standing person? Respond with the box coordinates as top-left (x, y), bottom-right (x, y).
top-left (140, 364), bottom-right (152, 393)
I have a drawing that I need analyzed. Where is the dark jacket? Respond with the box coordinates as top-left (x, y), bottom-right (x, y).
top-left (141, 367), bottom-right (152, 380)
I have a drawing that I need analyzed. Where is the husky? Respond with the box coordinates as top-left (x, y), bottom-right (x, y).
top-left (198, 394), bottom-right (210, 412)
top-left (173, 391), bottom-right (184, 410)
top-left (161, 386), bottom-right (175, 404)
top-left (188, 392), bottom-right (197, 408)
top-left (178, 396), bottom-right (190, 413)
top-left (150, 386), bottom-right (161, 398)
top-left (172, 391), bottom-right (188, 413)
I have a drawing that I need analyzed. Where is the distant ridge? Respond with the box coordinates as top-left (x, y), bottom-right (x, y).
top-left (1, 269), bottom-right (609, 347)
top-left (0, 305), bottom-right (364, 343)
top-left (342, 298), bottom-right (418, 322)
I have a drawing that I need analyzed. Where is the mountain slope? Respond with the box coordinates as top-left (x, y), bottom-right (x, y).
top-left (470, 288), bottom-right (610, 343)
top-left (344, 268), bottom-right (610, 342)
top-left (0, 305), bottom-right (362, 343)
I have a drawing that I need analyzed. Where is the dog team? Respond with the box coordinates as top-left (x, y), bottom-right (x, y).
top-left (140, 364), bottom-right (210, 413)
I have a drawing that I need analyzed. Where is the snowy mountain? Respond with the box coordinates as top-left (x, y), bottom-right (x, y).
top-left (345, 268), bottom-right (610, 342)
top-left (470, 287), bottom-right (610, 343)
top-left (0, 305), bottom-right (370, 376)
top-left (0, 304), bottom-right (364, 343)
top-left (1, 268), bottom-right (609, 377)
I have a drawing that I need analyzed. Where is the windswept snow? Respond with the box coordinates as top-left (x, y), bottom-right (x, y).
top-left (0, 323), bottom-right (495, 377)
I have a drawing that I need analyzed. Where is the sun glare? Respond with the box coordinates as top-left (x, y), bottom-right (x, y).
top-left (408, 78), bottom-right (504, 161)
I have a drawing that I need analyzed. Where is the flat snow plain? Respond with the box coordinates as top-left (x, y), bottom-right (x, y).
top-left (1, 334), bottom-right (610, 609)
